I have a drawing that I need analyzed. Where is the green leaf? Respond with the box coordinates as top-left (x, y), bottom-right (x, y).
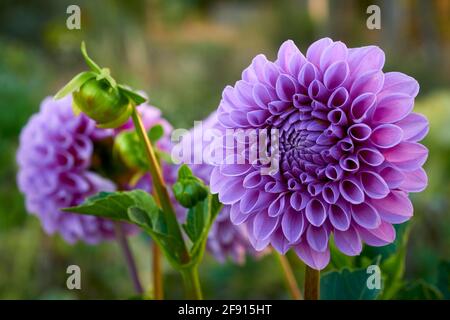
top-left (147, 124), bottom-right (164, 143)
top-left (63, 190), bottom-right (158, 222)
top-left (81, 41), bottom-right (102, 73)
top-left (436, 260), bottom-right (450, 299)
top-left (54, 71), bottom-right (96, 100)
top-left (183, 201), bottom-right (209, 243)
top-left (321, 267), bottom-right (381, 300)
top-left (396, 280), bottom-right (444, 299)
top-left (118, 84), bottom-right (147, 105)
top-left (368, 223), bottom-right (411, 299)
top-left (156, 149), bottom-right (175, 165)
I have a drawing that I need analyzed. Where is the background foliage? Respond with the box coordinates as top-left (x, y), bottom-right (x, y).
top-left (0, 0), bottom-right (448, 299)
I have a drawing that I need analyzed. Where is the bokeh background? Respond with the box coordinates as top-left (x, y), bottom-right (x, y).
top-left (0, 0), bottom-right (449, 299)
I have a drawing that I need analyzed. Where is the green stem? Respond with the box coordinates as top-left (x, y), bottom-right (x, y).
top-left (152, 243), bottom-right (164, 300)
top-left (131, 108), bottom-right (190, 264)
top-left (275, 252), bottom-right (302, 300)
top-left (180, 266), bottom-right (203, 300)
top-left (304, 265), bottom-right (320, 300)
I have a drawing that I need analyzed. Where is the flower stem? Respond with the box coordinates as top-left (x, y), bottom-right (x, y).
top-left (131, 108), bottom-right (190, 263)
top-left (152, 243), bottom-right (164, 299)
top-left (304, 265), bottom-right (320, 300)
top-left (275, 252), bottom-right (302, 300)
top-left (114, 222), bottom-right (144, 296)
top-left (180, 266), bottom-right (203, 300)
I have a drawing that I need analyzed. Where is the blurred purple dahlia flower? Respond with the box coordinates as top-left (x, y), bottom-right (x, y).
top-left (16, 95), bottom-right (169, 244)
top-left (182, 112), bottom-right (258, 264)
top-left (210, 38), bottom-right (429, 269)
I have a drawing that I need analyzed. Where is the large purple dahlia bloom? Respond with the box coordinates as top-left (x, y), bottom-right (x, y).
top-left (16, 96), bottom-right (167, 244)
top-left (184, 112), bottom-right (258, 264)
top-left (210, 38), bottom-right (429, 269)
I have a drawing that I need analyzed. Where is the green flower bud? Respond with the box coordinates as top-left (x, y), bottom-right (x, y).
top-left (73, 79), bottom-right (132, 128)
top-left (54, 42), bottom-right (146, 129)
top-left (173, 174), bottom-right (208, 208)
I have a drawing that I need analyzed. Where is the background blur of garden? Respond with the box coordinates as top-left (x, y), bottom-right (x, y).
top-left (0, 0), bottom-right (448, 299)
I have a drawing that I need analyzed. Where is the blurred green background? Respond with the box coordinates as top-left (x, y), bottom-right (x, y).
top-left (0, 0), bottom-right (449, 299)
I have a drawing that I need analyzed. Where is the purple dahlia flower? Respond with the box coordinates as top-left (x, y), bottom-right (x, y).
top-left (16, 95), bottom-right (168, 244)
top-left (183, 112), bottom-right (258, 264)
top-left (210, 38), bottom-right (429, 269)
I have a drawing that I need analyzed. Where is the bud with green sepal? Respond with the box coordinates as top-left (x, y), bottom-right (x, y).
top-left (54, 42), bottom-right (146, 128)
top-left (172, 165), bottom-right (208, 208)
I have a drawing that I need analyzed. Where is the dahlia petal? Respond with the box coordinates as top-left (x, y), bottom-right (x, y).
top-left (293, 93), bottom-right (312, 107)
top-left (350, 92), bottom-right (377, 122)
top-left (239, 188), bottom-right (261, 213)
top-left (327, 88), bottom-right (349, 109)
top-left (230, 202), bottom-right (251, 225)
top-left (357, 220), bottom-right (395, 246)
top-left (268, 193), bottom-right (286, 217)
top-left (271, 227), bottom-right (293, 254)
top-left (357, 147), bottom-right (384, 166)
top-left (252, 191), bottom-right (277, 211)
top-left (253, 83), bottom-right (273, 109)
top-left (61, 173), bottom-right (90, 193)
top-left (298, 62), bottom-right (318, 88)
top-left (399, 168), bottom-right (428, 192)
top-left (305, 198), bottom-right (327, 227)
top-left (220, 163), bottom-right (252, 176)
top-left (218, 178), bottom-right (245, 204)
top-left (276, 74), bottom-right (298, 102)
top-left (372, 93), bottom-right (414, 123)
top-left (351, 202), bottom-right (381, 229)
top-left (371, 190), bottom-right (413, 224)
top-left (379, 165), bottom-right (405, 189)
top-left (243, 171), bottom-right (264, 188)
top-left (269, 101), bottom-right (291, 115)
top-left (325, 164), bottom-right (343, 181)
top-left (294, 241), bottom-right (330, 270)
top-left (230, 110), bottom-right (250, 127)
top-left (322, 182), bottom-right (339, 204)
top-left (339, 155), bottom-right (360, 172)
top-left (276, 40), bottom-right (301, 73)
top-left (247, 109), bottom-right (271, 127)
top-left (334, 226), bottom-right (362, 256)
top-left (379, 71), bottom-right (419, 99)
top-left (360, 171), bottom-right (389, 199)
top-left (249, 54), bottom-right (269, 82)
top-left (328, 203), bottom-right (351, 231)
top-left (290, 191), bottom-right (307, 211)
top-left (350, 70), bottom-right (384, 97)
top-left (308, 80), bottom-right (329, 101)
top-left (281, 209), bottom-right (305, 243)
top-left (253, 211), bottom-right (280, 241)
top-left (337, 138), bottom-right (353, 153)
top-left (324, 61), bottom-right (349, 90)
top-left (288, 51), bottom-right (307, 77)
top-left (263, 62), bottom-right (280, 88)
top-left (382, 141), bottom-right (428, 171)
top-left (348, 123), bottom-right (372, 142)
top-left (210, 166), bottom-right (227, 194)
top-left (339, 178), bottom-right (365, 204)
top-left (306, 225), bottom-right (328, 252)
top-left (247, 222), bottom-right (271, 251)
top-left (319, 41), bottom-right (348, 70)
top-left (395, 113), bottom-right (429, 142)
top-left (306, 37), bottom-right (333, 68)
top-left (235, 80), bottom-right (256, 107)
top-left (347, 46), bottom-right (385, 76)
top-left (370, 124), bottom-right (403, 148)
